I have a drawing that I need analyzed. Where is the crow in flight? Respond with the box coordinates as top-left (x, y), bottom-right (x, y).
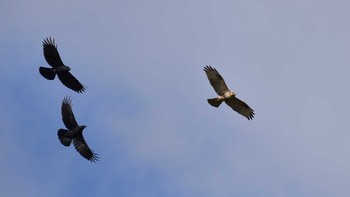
top-left (39, 37), bottom-right (86, 93)
top-left (58, 96), bottom-right (99, 162)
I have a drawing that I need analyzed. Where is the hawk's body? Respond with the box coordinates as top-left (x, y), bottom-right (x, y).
top-left (58, 97), bottom-right (99, 162)
top-left (204, 65), bottom-right (254, 120)
top-left (39, 37), bottom-right (86, 93)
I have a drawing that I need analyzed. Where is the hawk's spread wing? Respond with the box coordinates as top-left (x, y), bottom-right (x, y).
top-left (73, 136), bottom-right (99, 162)
top-left (225, 96), bottom-right (255, 120)
top-left (61, 96), bottom-right (79, 129)
top-left (57, 72), bottom-right (86, 93)
top-left (204, 65), bottom-right (230, 95)
top-left (43, 37), bottom-right (64, 68)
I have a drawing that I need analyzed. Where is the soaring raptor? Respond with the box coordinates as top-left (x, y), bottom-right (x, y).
top-left (58, 96), bottom-right (99, 162)
top-left (204, 65), bottom-right (254, 120)
top-left (39, 37), bottom-right (86, 93)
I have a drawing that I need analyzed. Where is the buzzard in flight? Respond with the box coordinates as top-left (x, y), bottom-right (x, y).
top-left (204, 65), bottom-right (254, 120)
top-left (58, 96), bottom-right (99, 162)
top-left (39, 37), bottom-right (86, 93)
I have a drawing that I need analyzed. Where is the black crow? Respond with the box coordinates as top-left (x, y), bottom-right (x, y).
top-left (58, 96), bottom-right (99, 162)
top-left (39, 37), bottom-right (86, 93)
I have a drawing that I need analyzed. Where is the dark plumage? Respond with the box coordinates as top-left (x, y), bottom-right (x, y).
top-left (204, 65), bottom-right (255, 120)
top-left (39, 37), bottom-right (86, 93)
top-left (58, 96), bottom-right (99, 162)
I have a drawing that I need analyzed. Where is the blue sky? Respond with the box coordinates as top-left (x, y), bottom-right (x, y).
top-left (1, 0), bottom-right (350, 196)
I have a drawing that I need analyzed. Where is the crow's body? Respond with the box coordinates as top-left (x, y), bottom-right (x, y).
top-left (39, 37), bottom-right (85, 93)
top-left (58, 97), bottom-right (98, 162)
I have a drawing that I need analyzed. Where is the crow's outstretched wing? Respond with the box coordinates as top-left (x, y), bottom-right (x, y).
top-left (225, 96), bottom-right (255, 120)
top-left (73, 136), bottom-right (99, 162)
top-left (61, 96), bottom-right (79, 129)
top-left (43, 37), bottom-right (64, 68)
top-left (204, 65), bottom-right (230, 96)
top-left (57, 72), bottom-right (86, 93)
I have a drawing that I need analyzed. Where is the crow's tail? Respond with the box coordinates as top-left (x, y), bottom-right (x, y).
top-left (39, 67), bottom-right (56, 80)
top-left (57, 129), bottom-right (72, 146)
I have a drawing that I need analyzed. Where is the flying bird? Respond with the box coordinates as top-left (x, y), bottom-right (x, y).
top-left (39, 37), bottom-right (86, 93)
top-left (204, 65), bottom-right (254, 120)
top-left (58, 96), bottom-right (99, 162)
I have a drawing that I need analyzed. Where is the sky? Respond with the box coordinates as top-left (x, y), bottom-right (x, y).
top-left (1, 0), bottom-right (350, 196)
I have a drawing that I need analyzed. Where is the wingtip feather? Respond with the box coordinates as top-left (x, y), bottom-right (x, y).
top-left (62, 96), bottom-right (73, 106)
top-left (89, 152), bottom-right (100, 162)
top-left (43, 37), bottom-right (56, 47)
top-left (203, 65), bottom-right (217, 72)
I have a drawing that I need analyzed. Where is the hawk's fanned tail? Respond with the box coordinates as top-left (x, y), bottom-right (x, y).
top-left (207, 98), bottom-right (224, 108)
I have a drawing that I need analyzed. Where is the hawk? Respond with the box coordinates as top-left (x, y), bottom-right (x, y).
top-left (204, 65), bottom-right (254, 120)
top-left (39, 37), bottom-right (86, 93)
top-left (58, 96), bottom-right (99, 162)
